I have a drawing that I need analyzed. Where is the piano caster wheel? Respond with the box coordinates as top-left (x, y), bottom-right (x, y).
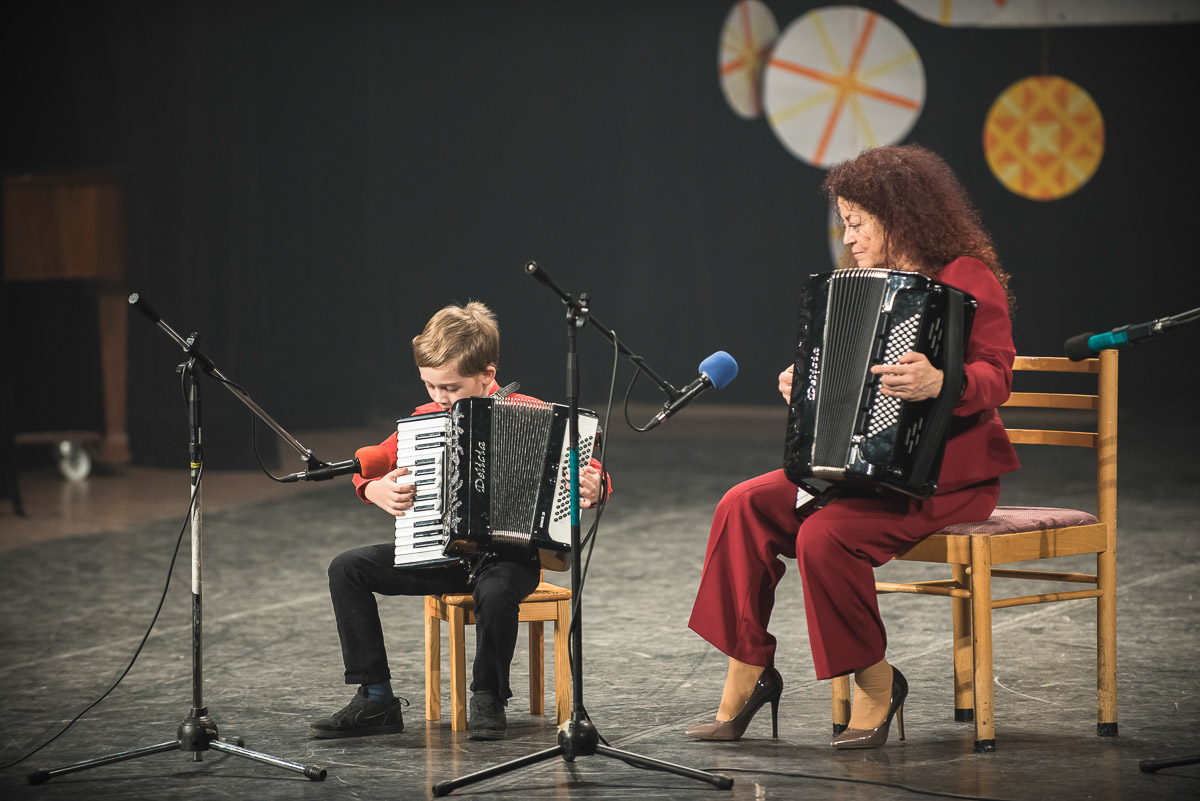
top-left (58, 440), bottom-right (93, 482)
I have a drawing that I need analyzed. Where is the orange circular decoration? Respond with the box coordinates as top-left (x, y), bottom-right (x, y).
top-left (983, 75), bottom-right (1105, 201)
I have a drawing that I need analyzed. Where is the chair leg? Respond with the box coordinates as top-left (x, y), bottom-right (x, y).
top-left (952, 564), bottom-right (974, 722)
top-left (425, 596), bottom-right (441, 722)
top-left (831, 675), bottom-right (852, 735)
top-left (1097, 545), bottom-right (1118, 735)
top-left (448, 605), bottom-right (467, 731)
top-left (554, 598), bottom-right (571, 725)
top-left (528, 620), bottom-right (545, 716)
top-left (969, 535), bottom-right (995, 752)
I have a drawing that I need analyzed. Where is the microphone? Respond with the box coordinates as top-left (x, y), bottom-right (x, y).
top-left (644, 351), bottom-right (738, 431)
top-left (279, 445), bottom-right (392, 483)
top-left (1064, 317), bottom-right (1171, 361)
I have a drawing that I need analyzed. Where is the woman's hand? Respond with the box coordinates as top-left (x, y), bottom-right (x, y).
top-left (778, 365), bottom-right (795, 403)
top-left (870, 351), bottom-right (944, 401)
top-left (363, 467), bottom-right (417, 517)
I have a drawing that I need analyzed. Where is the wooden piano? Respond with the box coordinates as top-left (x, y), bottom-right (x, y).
top-left (3, 172), bottom-right (132, 469)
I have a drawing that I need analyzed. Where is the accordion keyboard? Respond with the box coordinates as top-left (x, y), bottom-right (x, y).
top-left (393, 411), bottom-right (453, 566)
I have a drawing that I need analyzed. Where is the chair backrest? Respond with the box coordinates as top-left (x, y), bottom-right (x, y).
top-left (1000, 352), bottom-right (1118, 534)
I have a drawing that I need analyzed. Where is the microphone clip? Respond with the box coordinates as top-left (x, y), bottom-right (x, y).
top-left (279, 453), bottom-right (359, 483)
top-left (567, 292), bottom-right (591, 328)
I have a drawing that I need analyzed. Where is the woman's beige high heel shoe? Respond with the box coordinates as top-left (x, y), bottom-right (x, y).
top-left (831, 666), bottom-right (908, 749)
top-left (685, 666), bottom-right (783, 741)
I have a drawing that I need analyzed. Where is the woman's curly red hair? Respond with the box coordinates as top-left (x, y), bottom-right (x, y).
top-left (822, 144), bottom-right (1013, 310)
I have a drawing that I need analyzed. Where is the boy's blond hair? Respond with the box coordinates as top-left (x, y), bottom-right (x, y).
top-left (411, 301), bottom-right (499, 377)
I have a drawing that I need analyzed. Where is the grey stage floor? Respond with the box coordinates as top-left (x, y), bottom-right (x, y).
top-left (1, 408), bottom-right (1199, 800)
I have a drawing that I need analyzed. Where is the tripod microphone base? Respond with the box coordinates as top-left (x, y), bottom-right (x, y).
top-left (28, 709), bottom-right (326, 784)
top-left (557, 717), bottom-right (599, 761)
top-left (431, 715), bottom-right (733, 796)
top-left (178, 708), bottom-right (219, 755)
top-left (594, 743), bottom-right (734, 790)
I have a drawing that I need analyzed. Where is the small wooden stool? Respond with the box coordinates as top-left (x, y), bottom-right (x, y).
top-left (424, 581), bottom-right (571, 731)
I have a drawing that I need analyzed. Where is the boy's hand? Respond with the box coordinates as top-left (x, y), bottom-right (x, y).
top-left (579, 465), bottom-right (602, 509)
top-left (364, 466), bottom-right (417, 517)
top-left (778, 365), bottom-right (795, 403)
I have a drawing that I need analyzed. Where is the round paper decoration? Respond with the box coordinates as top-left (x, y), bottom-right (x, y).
top-left (719, 1), bottom-right (779, 119)
top-left (896, 0), bottom-right (1007, 26)
top-left (983, 75), bottom-right (1104, 201)
top-left (898, 0), bottom-right (1200, 27)
top-left (763, 6), bottom-right (925, 168)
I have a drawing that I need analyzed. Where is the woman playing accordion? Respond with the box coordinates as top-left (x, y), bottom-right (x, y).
top-left (685, 145), bottom-right (1019, 749)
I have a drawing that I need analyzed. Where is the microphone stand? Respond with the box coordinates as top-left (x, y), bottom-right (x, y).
top-left (431, 264), bottom-right (732, 796)
top-left (1135, 305), bottom-right (1200, 775)
top-left (30, 295), bottom-right (327, 784)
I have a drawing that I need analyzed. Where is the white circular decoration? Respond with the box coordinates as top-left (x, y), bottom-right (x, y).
top-left (898, 0), bottom-right (1200, 27)
top-left (763, 6), bottom-right (925, 168)
top-left (897, 0), bottom-right (1006, 26)
top-left (718, 1), bottom-right (779, 119)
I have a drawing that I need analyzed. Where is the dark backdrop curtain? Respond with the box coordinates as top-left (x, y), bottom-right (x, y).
top-left (3, 0), bottom-right (1196, 467)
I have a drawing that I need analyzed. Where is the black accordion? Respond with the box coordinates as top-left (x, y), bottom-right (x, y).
top-left (784, 268), bottom-right (976, 499)
top-left (392, 396), bottom-right (599, 569)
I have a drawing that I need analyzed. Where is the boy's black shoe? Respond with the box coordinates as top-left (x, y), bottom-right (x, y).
top-left (468, 692), bottom-right (507, 740)
top-left (310, 687), bottom-right (406, 739)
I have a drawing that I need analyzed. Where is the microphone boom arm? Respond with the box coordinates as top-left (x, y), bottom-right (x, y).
top-left (525, 262), bottom-right (683, 400)
top-left (130, 293), bottom-right (342, 473)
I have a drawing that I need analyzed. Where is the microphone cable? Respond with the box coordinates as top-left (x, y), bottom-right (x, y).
top-left (200, 370), bottom-right (295, 485)
top-left (183, 369), bottom-right (304, 485)
top-left (621, 357), bottom-right (659, 433)
top-left (0, 466), bottom-right (200, 770)
top-left (250, 413), bottom-right (281, 481)
top-left (695, 766), bottom-right (1021, 801)
top-left (575, 328), bottom-right (620, 590)
top-left (563, 329), bottom-right (621, 736)
top-left (248, 410), bottom-right (299, 484)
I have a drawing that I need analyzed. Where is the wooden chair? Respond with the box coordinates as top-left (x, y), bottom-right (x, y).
top-left (424, 580), bottom-right (571, 731)
top-left (831, 352), bottom-right (1118, 752)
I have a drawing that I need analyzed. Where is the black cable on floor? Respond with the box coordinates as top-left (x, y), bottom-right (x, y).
top-left (0, 466), bottom-right (200, 771)
top-left (700, 766), bottom-right (1020, 801)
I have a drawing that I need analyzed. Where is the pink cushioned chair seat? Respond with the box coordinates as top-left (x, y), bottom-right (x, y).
top-left (939, 506), bottom-right (1100, 537)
